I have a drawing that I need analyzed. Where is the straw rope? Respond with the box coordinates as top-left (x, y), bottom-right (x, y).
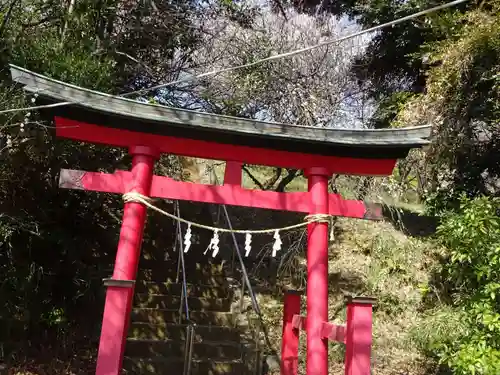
top-left (123, 192), bottom-right (332, 234)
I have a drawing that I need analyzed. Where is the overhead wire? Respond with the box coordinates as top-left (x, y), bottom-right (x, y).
top-left (0, 0), bottom-right (468, 116)
top-left (121, 0), bottom-right (468, 97)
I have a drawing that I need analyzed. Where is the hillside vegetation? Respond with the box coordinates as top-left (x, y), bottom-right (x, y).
top-left (252, 216), bottom-right (441, 375)
top-left (246, 195), bottom-right (498, 375)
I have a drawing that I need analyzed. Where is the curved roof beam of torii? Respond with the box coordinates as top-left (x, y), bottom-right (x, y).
top-left (9, 65), bottom-right (431, 175)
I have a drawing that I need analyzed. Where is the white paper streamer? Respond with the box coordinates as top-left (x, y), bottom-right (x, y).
top-left (209, 230), bottom-right (220, 257)
top-left (272, 230), bottom-right (282, 257)
top-left (245, 232), bottom-right (252, 257)
top-left (183, 223), bottom-right (192, 253)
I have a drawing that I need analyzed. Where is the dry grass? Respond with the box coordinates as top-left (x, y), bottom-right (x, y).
top-left (253, 217), bottom-right (443, 375)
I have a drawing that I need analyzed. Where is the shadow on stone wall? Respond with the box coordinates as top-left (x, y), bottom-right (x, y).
top-left (382, 205), bottom-right (439, 238)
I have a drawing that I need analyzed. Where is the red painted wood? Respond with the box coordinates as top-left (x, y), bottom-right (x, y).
top-left (55, 117), bottom-right (397, 176)
top-left (281, 292), bottom-right (301, 375)
top-left (95, 149), bottom-right (156, 375)
top-left (322, 322), bottom-right (346, 343)
top-left (95, 287), bottom-right (130, 375)
top-left (345, 299), bottom-right (374, 375)
top-left (292, 315), bottom-right (306, 330)
top-left (305, 168), bottom-right (329, 375)
top-left (291, 316), bottom-right (346, 343)
top-left (223, 161), bottom-right (242, 186)
top-left (59, 169), bottom-right (382, 220)
top-left (59, 169), bottom-right (126, 193)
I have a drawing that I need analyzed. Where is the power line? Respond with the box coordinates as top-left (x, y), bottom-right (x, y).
top-left (123, 0), bottom-right (468, 97)
top-left (0, 0), bottom-right (468, 116)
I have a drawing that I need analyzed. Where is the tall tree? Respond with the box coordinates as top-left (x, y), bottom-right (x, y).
top-left (271, 0), bottom-right (499, 203)
top-left (187, 7), bottom-right (370, 190)
top-left (0, 1), bottom-right (213, 369)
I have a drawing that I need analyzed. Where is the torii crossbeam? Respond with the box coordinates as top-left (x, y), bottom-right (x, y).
top-left (10, 65), bottom-right (431, 375)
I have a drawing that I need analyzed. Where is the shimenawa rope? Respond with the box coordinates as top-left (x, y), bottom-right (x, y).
top-left (123, 192), bottom-right (332, 234)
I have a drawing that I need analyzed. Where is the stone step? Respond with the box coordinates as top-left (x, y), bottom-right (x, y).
top-left (125, 339), bottom-right (242, 361)
top-left (123, 357), bottom-right (250, 375)
top-left (137, 268), bottom-right (226, 284)
top-left (139, 259), bottom-right (224, 274)
top-left (134, 294), bottom-right (231, 311)
top-left (128, 323), bottom-right (241, 343)
top-left (131, 308), bottom-right (235, 326)
top-left (101, 259), bottom-right (224, 278)
top-left (135, 281), bottom-right (230, 298)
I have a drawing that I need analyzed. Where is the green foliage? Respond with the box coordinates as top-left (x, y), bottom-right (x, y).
top-left (11, 32), bottom-right (117, 91)
top-left (384, 2), bottom-right (500, 209)
top-left (2, 1), bottom-right (118, 91)
top-left (409, 306), bottom-right (468, 354)
top-left (370, 91), bottom-right (416, 129)
top-left (0, 6), bottom-right (127, 351)
top-left (365, 233), bottom-right (432, 316)
top-left (0, 1), bottom-right (202, 368)
top-left (422, 6), bottom-right (500, 203)
top-left (423, 196), bottom-right (500, 374)
top-left (282, 0), bottom-right (500, 206)
top-left (218, 0), bottom-right (259, 27)
top-left (437, 197), bottom-right (500, 297)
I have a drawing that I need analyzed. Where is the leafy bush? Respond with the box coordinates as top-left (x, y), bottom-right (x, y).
top-left (429, 196), bottom-right (500, 374)
top-left (409, 306), bottom-right (468, 355)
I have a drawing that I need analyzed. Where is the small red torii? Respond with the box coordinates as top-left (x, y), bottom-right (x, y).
top-left (10, 65), bottom-right (431, 375)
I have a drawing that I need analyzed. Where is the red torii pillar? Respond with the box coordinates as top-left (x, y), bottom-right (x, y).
top-left (305, 168), bottom-right (330, 375)
top-left (281, 290), bottom-right (301, 375)
top-left (345, 297), bottom-right (376, 375)
top-left (95, 146), bottom-right (158, 374)
top-left (58, 158), bottom-right (379, 375)
top-left (282, 167), bottom-right (375, 375)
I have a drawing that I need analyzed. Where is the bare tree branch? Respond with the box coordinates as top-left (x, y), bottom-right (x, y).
top-left (242, 165), bottom-right (266, 190)
top-left (275, 169), bottom-right (299, 192)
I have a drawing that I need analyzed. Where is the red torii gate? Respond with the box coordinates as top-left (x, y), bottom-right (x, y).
top-left (10, 65), bottom-right (431, 375)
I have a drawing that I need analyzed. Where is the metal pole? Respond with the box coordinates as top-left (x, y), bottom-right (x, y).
top-left (254, 327), bottom-right (261, 375)
top-left (186, 324), bottom-right (195, 375)
top-left (239, 273), bottom-right (246, 316)
top-left (305, 167), bottom-right (329, 375)
top-left (175, 232), bottom-right (181, 283)
top-left (178, 286), bottom-right (185, 325)
top-left (175, 202), bottom-right (190, 322)
top-left (212, 168), bottom-right (277, 356)
top-left (182, 325), bottom-right (192, 375)
top-left (220, 204), bottom-right (261, 316)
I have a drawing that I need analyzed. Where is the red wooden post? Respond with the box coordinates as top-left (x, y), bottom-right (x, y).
top-left (95, 146), bottom-right (158, 375)
top-left (344, 297), bottom-right (376, 375)
top-left (223, 161), bottom-right (242, 186)
top-left (305, 167), bottom-right (329, 375)
top-left (59, 168), bottom-right (382, 220)
top-left (281, 290), bottom-right (301, 375)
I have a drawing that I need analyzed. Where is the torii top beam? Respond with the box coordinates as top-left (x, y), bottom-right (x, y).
top-left (10, 65), bottom-right (431, 176)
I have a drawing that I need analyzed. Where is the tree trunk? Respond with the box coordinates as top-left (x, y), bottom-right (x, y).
top-left (0, 0), bottom-right (18, 38)
top-left (275, 169), bottom-right (299, 192)
top-left (60, 0), bottom-right (76, 46)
